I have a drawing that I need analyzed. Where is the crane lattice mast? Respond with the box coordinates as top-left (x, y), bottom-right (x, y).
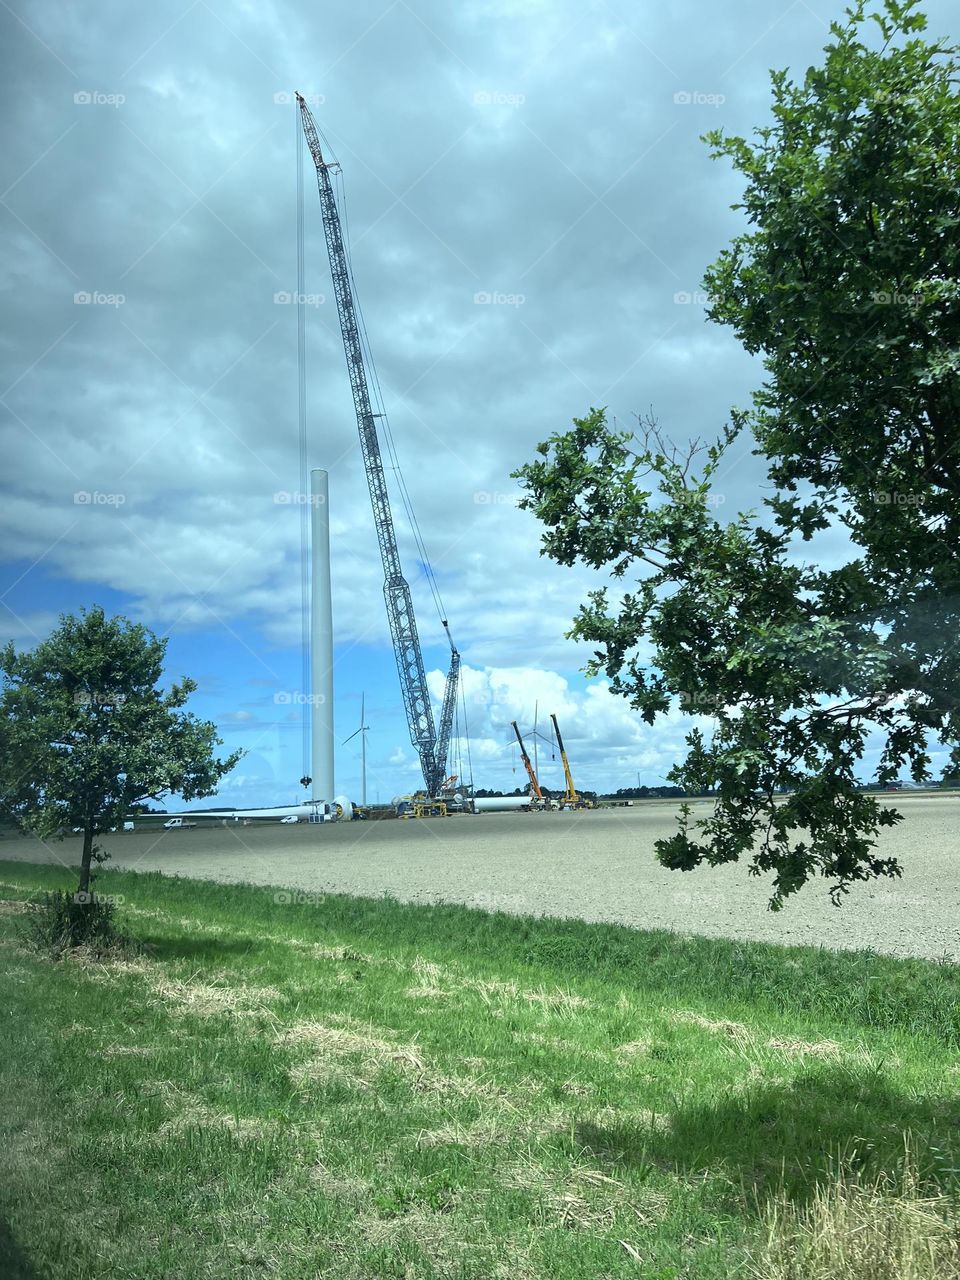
top-left (296, 94), bottom-right (459, 798)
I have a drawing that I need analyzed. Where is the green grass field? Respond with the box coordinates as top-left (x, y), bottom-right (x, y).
top-left (1, 858), bottom-right (958, 1279)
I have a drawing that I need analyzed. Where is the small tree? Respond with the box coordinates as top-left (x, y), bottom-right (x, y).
top-left (0, 607), bottom-right (242, 900)
top-left (515, 1), bottom-right (960, 908)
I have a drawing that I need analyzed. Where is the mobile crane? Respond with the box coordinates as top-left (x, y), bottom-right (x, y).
top-left (296, 94), bottom-right (459, 799)
top-left (511, 721), bottom-right (548, 808)
top-left (550, 713), bottom-right (593, 809)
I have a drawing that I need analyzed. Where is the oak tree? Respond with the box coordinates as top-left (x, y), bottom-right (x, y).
top-left (515, 1), bottom-right (960, 907)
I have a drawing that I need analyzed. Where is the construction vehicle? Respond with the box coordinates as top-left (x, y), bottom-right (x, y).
top-left (550, 714), bottom-right (594, 809)
top-left (392, 772), bottom-right (467, 819)
top-left (296, 95), bottom-right (459, 800)
top-left (511, 721), bottom-right (552, 809)
top-left (396, 793), bottom-right (449, 819)
top-left (412, 798), bottom-right (448, 819)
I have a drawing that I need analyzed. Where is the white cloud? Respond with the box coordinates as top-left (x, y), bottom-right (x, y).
top-left (5, 0), bottom-right (958, 806)
top-left (428, 661), bottom-right (720, 793)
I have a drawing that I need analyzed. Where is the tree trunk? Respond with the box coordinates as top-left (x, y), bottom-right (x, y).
top-left (78, 822), bottom-right (95, 896)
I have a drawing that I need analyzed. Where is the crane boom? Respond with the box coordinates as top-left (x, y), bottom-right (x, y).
top-left (435, 624), bottom-right (460, 787)
top-left (511, 721), bottom-right (544, 801)
top-left (550, 713), bottom-right (580, 806)
top-left (297, 95), bottom-right (458, 797)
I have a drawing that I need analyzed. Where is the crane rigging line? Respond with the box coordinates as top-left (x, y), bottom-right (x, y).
top-left (330, 162), bottom-right (448, 632)
top-left (297, 114), bottom-right (310, 781)
top-left (331, 166), bottom-right (450, 637)
top-left (458, 679), bottom-right (474, 793)
top-left (453, 701), bottom-right (464, 792)
top-left (350, 278), bottom-right (448, 627)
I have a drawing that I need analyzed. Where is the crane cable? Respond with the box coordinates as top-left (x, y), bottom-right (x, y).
top-left (346, 223), bottom-right (446, 624)
top-left (297, 113), bottom-right (310, 781)
top-left (332, 166), bottom-right (450, 636)
top-left (458, 679), bottom-right (474, 793)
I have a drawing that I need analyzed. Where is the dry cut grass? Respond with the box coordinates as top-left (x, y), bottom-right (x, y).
top-left (751, 1146), bottom-right (960, 1280)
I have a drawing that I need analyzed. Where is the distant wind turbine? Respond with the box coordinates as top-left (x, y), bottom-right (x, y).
top-left (342, 693), bottom-right (370, 806)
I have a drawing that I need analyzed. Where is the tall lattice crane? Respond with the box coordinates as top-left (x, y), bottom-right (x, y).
top-left (297, 94), bottom-right (459, 798)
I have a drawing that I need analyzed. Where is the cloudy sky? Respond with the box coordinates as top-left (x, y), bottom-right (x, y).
top-left (3, 0), bottom-right (957, 807)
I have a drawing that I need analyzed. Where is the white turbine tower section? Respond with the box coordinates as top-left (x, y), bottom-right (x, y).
top-left (311, 468), bottom-right (334, 805)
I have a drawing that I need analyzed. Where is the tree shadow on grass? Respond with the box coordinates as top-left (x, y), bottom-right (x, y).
top-left (0, 1217), bottom-right (41, 1280)
top-left (136, 934), bottom-right (267, 963)
top-left (575, 1061), bottom-right (960, 1209)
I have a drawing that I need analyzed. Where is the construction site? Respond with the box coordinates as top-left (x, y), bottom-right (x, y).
top-left (291, 94), bottom-right (593, 824)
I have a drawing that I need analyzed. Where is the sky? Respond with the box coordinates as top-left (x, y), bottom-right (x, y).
top-left (2, 0), bottom-right (958, 807)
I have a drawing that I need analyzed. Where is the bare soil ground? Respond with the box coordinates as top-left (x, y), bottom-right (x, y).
top-left (2, 796), bottom-right (957, 960)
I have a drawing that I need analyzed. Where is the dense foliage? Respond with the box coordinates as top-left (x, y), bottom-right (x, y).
top-left (0, 606), bottom-right (240, 896)
top-left (516, 1), bottom-right (960, 907)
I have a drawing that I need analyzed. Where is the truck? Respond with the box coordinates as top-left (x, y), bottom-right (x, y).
top-left (162, 817), bottom-right (197, 830)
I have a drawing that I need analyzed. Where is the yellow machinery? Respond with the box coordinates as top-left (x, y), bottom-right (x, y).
top-left (412, 799), bottom-right (448, 819)
top-left (397, 792), bottom-right (450, 819)
top-left (550, 713), bottom-right (593, 809)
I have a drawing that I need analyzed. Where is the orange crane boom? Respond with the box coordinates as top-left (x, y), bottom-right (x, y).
top-left (511, 721), bottom-right (544, 801)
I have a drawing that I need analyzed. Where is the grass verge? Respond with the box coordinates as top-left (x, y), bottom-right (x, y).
top-left (0, 859), bottom-right (958, 1279)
